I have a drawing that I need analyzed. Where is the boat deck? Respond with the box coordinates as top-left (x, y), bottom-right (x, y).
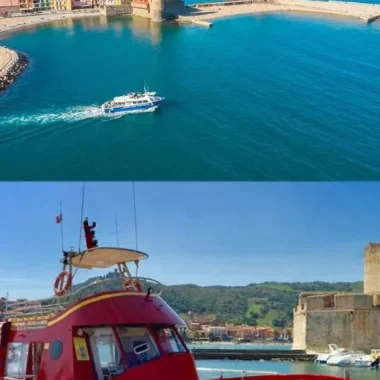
top-left (1, 276), bottom-right (163, 326)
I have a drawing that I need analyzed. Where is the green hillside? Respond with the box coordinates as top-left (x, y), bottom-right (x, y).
top-left (67, 272), bottom-right (363, 328)
top-left (161, 281), bottom-right (363, 327)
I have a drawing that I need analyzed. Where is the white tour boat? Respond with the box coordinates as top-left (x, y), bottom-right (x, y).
top-left (101, 88), bottom-right (164, 115)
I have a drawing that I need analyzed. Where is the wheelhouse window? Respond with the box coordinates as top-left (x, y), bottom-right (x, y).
top-left (116, 326), bottom-right (160, 368)
top-left (6, 342), bottom-right (29, 377)
top-left (88, 327), bottom-right (125, 379)
top-left (154, 327), bottom-right (186, 354)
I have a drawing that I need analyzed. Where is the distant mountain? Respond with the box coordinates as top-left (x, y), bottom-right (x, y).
top-left (70, 271), bottom-right (363, 327)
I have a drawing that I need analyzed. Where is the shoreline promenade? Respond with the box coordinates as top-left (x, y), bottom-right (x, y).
top-left (184, 0), bottom-right (380, 24)
top-left (0, 0), bottom-right (379, 36)
top-left (0, 11), bottom-right (97, 36)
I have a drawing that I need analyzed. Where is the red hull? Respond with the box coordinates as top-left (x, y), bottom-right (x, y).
top-left (0, 291), bottom-right (350, 380)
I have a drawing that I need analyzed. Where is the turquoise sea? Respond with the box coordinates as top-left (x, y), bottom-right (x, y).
top-left (0, 12), bottom-right (379, 180)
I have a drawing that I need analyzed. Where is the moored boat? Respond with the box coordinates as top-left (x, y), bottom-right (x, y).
top-left (101, 88), bottom-right (164, 115)
top-left (354, 349), bottom-right (380, 367)
top-left (315, 344), bottom-right (345, 364)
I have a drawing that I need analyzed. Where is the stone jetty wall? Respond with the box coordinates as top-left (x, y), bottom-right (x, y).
top-left (99, 4), bottom-right (132, 16)
top-left (0, 47), bottom-right (28, 95)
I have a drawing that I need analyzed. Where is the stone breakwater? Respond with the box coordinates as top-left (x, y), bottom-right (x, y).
top-left (0, 47), bottom-right (28, 94)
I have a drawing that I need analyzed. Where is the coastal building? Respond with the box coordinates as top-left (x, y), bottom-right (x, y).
top-left (202, 325), bottom-right (227, 339)
top-left (293, 243), bottom-right (380, 353)
top-left (177, 323), bottom-right (188, 338)
top-left (186, 311), bottom-right (222, 328)
top-left (51, 0), bottom-right (72, 11)
top-left (223, 324), bottom-right (276, 341)
top-left (278, 328), bottom-right (292, 341)
top-left (0, 0), bottom-right (19, 12)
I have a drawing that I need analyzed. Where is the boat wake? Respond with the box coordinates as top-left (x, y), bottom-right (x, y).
top-left (0, 105), bottom-right (158, 126)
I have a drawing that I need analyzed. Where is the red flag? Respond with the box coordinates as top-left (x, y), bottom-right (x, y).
top-left (56, 214), bottom-right (62, 224)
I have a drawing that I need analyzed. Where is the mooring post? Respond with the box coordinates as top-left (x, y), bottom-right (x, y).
top-left (344, 369), bottom-right (350, 379)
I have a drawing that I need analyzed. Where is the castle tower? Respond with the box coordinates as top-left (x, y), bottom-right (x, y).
top-left (150, 0), bottom-right (164, 22)
top-left (364, 243), bottom-right (380, 295)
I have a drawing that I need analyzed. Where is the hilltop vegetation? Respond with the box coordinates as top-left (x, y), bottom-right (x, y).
top-left (163, 281), bottom-right (363, 327)
top-left (69, 272), bottom-right (363, 328)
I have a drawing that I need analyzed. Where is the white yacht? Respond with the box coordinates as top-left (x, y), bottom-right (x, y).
top-left (315, 344), bottom-right (345, 364)
top-left (354, 349), bottom-right (380, 367)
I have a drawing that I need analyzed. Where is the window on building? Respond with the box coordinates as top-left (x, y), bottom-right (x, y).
top-left (154, 327), bottom-right (186, 354)
top-left (6, 342), bottom-right (29, 377)
top-left (116, 326), bottom-right (160, 369)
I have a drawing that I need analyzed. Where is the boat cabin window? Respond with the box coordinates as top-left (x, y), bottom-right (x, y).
top-left (6, 342), bottom-right (29, 377)
top-left (154, 327), bottom-right (186, 354)
top-left (116, 326), bottom-right (160, 368)
top-left (88, 327), bottom-right (125, 379)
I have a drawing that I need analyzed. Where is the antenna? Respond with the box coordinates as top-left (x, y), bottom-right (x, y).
top-left (132, 182), bottom-right (139, 251)
top-left (78, 182), bottom-right (86, 253)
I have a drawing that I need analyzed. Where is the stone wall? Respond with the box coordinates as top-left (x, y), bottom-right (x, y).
top-left (132, 6), bottom-right (150, 18)
top-left (292, 310), bottom-right (306, 350)
top-left (299, 309), bottom-right (380, 353)
top-left (150, 0), bottom-right (163, 21)
top-left (335, 294), bottom-right (373, 310)
top-left (364, 243), bottom-right (380, 295)
top-left (99, 3), bottom-right (132, 15)
top-left (305, 296), bottom-right (326, 311)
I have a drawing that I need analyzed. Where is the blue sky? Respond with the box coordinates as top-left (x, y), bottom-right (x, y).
top-left (0, 182), bottom-right (378, 300)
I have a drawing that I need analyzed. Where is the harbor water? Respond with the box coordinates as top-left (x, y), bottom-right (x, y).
top-left (189, 344), bottom-right (379, 379)
top-left (0, 13), bottom-right (379, 180)
top-left (195, 359), bottom-right (379, 379)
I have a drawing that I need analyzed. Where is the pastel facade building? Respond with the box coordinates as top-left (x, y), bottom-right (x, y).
top-left (0, 0), bottom-right (19, 11)
top-left (51, 0), bottom-right (72, 10)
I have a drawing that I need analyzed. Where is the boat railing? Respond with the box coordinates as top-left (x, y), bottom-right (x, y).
top-left (2, 376), bottom-right (37, 380)
top-left (196, 368), bottom-right (279, 378)
top-left (1, 276), bottom-right (163, 321)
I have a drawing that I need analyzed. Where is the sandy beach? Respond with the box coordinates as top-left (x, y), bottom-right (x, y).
top-left (185, 0), bottom-right (380, 23)
top-left (0, 11), bottom-right (98, 37)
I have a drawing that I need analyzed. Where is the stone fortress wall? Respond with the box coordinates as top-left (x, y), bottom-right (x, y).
top-left (293, 244), bottom-right (380, 353)
top-left (100, 0), bottom-right (185, 20)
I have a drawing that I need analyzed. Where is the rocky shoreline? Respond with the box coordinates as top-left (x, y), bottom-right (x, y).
top-left (0, 46), bottom-right (29, 95)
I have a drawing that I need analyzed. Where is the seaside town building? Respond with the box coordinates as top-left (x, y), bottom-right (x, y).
top-left (293, 243), bottom-right (380, 353)
top-left (51, 0), bottom-right (72, 11)
top-left (0, 0), bottom-right (19, 12)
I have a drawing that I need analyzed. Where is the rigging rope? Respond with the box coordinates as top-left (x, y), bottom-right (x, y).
top-left (60, 201), bottom-right (64, 253)
top-left (132, 182), bottom-right (139, 277)
top-left (72, 182), bottom-right (86, 280)
top-left (132, 182), bottom-right (139, 251)
top-left (115, 213), bottom-right (120, 247)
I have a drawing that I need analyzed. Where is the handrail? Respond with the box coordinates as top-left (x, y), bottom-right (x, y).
top-left (2, 376), bottom-right (37, 380)
top-left (1, 277), bottom-right (164, 321)
top-left (197, 368), bottom-right (280, 376)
